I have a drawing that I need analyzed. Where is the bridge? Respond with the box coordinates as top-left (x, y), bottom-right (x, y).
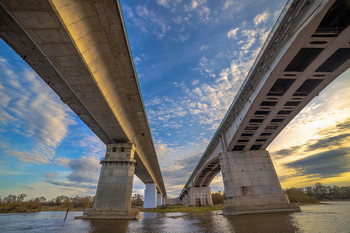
top-left (0, 0), bottom-right (166, 219)
top-left (180, 0), bottom-right (350, 215)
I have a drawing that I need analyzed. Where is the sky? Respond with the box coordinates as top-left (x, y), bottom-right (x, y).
top-left (0, 0), bottom-right (349, 200)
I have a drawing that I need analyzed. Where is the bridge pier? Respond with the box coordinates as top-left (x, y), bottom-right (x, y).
top-left (143, 183), bottom-right (157, 208)
top-left (185, 187), bottom-right (213, 206)
top-left (75, 143), bottom-right (139, 220)
top-left (157, 192), bottom-right (163, 206)
top-left (219, 150), bottom-right (300, 215)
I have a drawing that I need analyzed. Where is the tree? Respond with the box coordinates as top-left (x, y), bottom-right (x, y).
top-left (132, 194), bottom-right (143, 206)
top-left (17, 194), bottom-right (27, 202)
top-left (4, 195), bottom-right (17, 204)
top-left (55, 195), bottom-right (69, 205)
top-left (211, 192), bottom-right (224, 204)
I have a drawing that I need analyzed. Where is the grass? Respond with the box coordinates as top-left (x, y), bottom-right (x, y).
top-left (140, 204), bottom-right (223, 213)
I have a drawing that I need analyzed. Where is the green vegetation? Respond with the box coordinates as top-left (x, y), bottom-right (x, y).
top-left (285, 182), bottom-right (350, 204)
top-left (285, 188), bottom-right (319, 204)
top-left (141, 204), bottom-right (224, 213)
top-left (0, 194), bottom-right (93, 213)
top-left (131, 194), bottom-right (143, 207)
top-left (1, 183), bottom-right (349, 213)
top-left (212, 192), bottom-right (224, 204)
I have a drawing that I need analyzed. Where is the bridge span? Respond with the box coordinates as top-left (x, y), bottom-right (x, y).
top-left (180, 0), bottom-right (350, 215)
top-left (0, 0), bottom-right (166, 219)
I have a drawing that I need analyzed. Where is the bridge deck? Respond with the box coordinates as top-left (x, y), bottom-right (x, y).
top-left (0, 0), bottom-right (166, 195)
top-left (180, 0), bottom-right (350, 197)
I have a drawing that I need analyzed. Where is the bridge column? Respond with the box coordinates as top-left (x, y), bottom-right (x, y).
top-left (219, 150), bottom-right (300, 215)
top-left (187, 187), bottom-right (213, 206)
top-left (157, 191), bottom-right (162, 206)
top-left (143, 183), bottom-right (157, 208)
top-left (76, 143), bottom-right (139, 220)
top-left (182, 193), bottom-right (189, 206)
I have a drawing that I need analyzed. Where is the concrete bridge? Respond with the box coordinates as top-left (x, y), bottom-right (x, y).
top-left (180, 0), bottom-right (350, 215)
top-left (0, 0), bottom-right (166, 219)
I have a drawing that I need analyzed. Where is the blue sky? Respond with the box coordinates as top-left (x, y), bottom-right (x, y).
top-left (1, 0), bottom-right (350, 199)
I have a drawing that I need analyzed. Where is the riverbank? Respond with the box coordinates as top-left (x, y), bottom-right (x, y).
top-left (0, 205), bottom-right (86, 214)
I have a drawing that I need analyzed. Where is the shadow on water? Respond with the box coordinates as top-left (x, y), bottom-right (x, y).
top-left (87, 219), bottom-right (130, 233)
top-left (178, 210), bottom-right (300, 233)
top-left (66, 211), bottom-right (301, 233)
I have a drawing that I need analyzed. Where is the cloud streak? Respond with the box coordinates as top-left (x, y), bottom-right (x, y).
top-left (0, 57), bottom-right (75, 164)
top-left (284, 148), bottom-right (350, 178)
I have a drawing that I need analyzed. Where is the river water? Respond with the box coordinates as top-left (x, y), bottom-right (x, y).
top-left (0, 201), bottom-right (349, 233)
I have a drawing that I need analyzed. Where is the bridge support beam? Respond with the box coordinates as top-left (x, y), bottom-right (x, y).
top-left (185, 187), bottom-right (213, 206)
top-left (143, 183), bottom-right (157, 208)
top-left (75, 143), bottom-right (139, 220)
top-left (219, 150), bottom-right (300, 215)
top-left (157, 192), bottom-right (163, 206)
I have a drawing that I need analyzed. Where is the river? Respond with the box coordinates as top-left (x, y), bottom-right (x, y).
top-left (0, 201), bottom-right (349, 233)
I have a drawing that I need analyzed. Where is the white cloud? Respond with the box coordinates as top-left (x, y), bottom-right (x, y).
top-left (184, 0), bottom-right (211, 23)
top-left (227, 27), bottom-right (239, 39)
top-left (0, 57), bottom-right (76, 164)
top-left (254, 11), bottom-right (269, 25)
top-left (179, 33), bottom-right (189, 42)
top-left (173, 16), bottom-right (182, 24)
top-left (78, 133), bottom-right (105, 158)
top-left (199, 45), bottom-right (208, 50)
top-left (125, 5), bottom-right (170, 39)
top-left (192, 80), bottom-right (199, 85)
top-left (157, 0), bottom-right (183, 8)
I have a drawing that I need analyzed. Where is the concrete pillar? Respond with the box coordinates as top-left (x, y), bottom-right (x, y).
top-left (76, 143), bottom-right (139, 220)
top-left (182, 193), bottom-right (189, 206)
top-left (187, 187), bottom-right (213, 206)
top-left (143, 183), bottom-right (157, 208)
top-left (219, 150), bottom-right (300, 215)
top-left (157, 192), bottom-right (162, 206)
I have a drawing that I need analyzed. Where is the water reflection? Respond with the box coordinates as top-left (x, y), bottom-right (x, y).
top-left (85, 211), bottom-right (300, 233)
top-left (224, 212), bottom-right (300, 233)
top-left (1, 202), bottom-right (349, 233)
top-left (87, 220), bottom-right (130, 233)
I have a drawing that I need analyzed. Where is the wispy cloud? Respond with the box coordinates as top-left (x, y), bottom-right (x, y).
top-left (0, 57), bottom-right (75, 164)
top-left (285, 148), bottom-right (350, 178)
top-left (227, 27), bottom-right (239, 39)
top-left (254, 11), bottom-right (270, 25)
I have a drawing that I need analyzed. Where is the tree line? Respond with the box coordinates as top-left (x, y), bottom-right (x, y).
top-left (285, 182), bottom-right (350, 203)
top-left (1, 183), bottom-right (349, 213)
top-left (0, 194), bottom-right (94, 213)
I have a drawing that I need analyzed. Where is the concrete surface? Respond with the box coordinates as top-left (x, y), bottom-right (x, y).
top-left (143, 183), bottom-right (157, 208)
top-left (77, 143), bottom-right (140, 219)
top-left (219, 150), bottom-right (300, 215)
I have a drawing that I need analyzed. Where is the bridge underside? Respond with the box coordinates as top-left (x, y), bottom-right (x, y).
top-left (0, 0), bottom-right (166, 219)
top-left (181, 0), bottom-right (350, 215)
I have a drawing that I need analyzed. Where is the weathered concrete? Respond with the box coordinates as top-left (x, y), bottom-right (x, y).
top-left (157, 192), bottom-right (162, 206)
top-left (219, 150), bottom-right (300, 215)
top-left (167, 197), bottom-right (182, 206)
top-left (143, 183), bottom-right (157, 208)
top-left (185, 187), bottom-right (213, 206)
top-left (76, 143), bottom-right (140, 219)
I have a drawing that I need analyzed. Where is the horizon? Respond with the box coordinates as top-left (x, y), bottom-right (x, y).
top-left (1, 0), bottom-right (350, 200)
